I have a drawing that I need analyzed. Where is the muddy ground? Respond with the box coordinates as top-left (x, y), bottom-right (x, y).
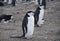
top-left (0, 0), bottom-right (60, 41)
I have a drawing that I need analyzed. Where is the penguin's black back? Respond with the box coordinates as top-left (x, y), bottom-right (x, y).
top-left (22, 15), bottom-right (28, 27)
top-left (34, 7), bottom-right (41, 25)
top-left (34, 6), bottom-right (41, 16)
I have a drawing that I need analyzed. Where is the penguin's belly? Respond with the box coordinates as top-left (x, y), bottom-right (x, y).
top-left (37, 8), bottom-right (44, 26)
top-left (25, 16), bottom-right (34, 38)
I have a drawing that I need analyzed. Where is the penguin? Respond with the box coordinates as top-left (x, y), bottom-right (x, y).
top-left (21, 11), bottom-right (34, 39)
top-left (10, 11), bottom-right (34, 39)
top-left (0, 14), bottom-right (14, 23)
top-left (34, 6), bottom-right (44, 27)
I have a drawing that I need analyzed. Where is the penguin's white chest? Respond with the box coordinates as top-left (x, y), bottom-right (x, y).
top-left (37, 8), bottom-right (44, 26)
top-left (28, 16), bottom-right (34, 29)
top-left (25, 16), bottom-right (34, 38)
top-left (39, 8), bottom-right (44, 20)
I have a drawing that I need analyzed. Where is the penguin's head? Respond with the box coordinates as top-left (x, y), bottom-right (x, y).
top-left (38, 5), bottom-right (44, 9)
top-left (27, 11), bottom-right (34, 16)
top-left (36, 6), bottom-right (41, 11)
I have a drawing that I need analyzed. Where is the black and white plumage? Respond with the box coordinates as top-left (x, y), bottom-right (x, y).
top-left (34, 6), bottom-right (44, 27)
top-left (21, 11), bottom-right (34, 39)
top-left (0, 14), bottom-right (14, 23)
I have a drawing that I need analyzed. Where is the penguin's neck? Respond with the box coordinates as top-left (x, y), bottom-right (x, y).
top-left (40, 6), bottom-right (44, 9)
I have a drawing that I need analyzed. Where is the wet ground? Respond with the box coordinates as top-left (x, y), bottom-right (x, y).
top-left (0, 0), bottom-right (60, 41)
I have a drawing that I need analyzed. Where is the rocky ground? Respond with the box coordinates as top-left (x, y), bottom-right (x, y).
top-left (0, 0), bottom-right (60, 41)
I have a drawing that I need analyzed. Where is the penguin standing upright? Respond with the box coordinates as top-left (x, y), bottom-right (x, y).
top-left (21, 11), bottom-right (34, 39)
top-left (10, 11), bottom-right (34, 39)
top-left (34, 6), bottom-right (44, 27)
top-left (34, 0), bottom-right (45, 27)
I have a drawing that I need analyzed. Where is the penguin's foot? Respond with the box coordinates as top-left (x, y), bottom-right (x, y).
top-left (37, 20), bottom-right (45, 26)
top-left (34, 24), bottom-right (40, 27)
top-left (25, 36), bottom-right (32, 39)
